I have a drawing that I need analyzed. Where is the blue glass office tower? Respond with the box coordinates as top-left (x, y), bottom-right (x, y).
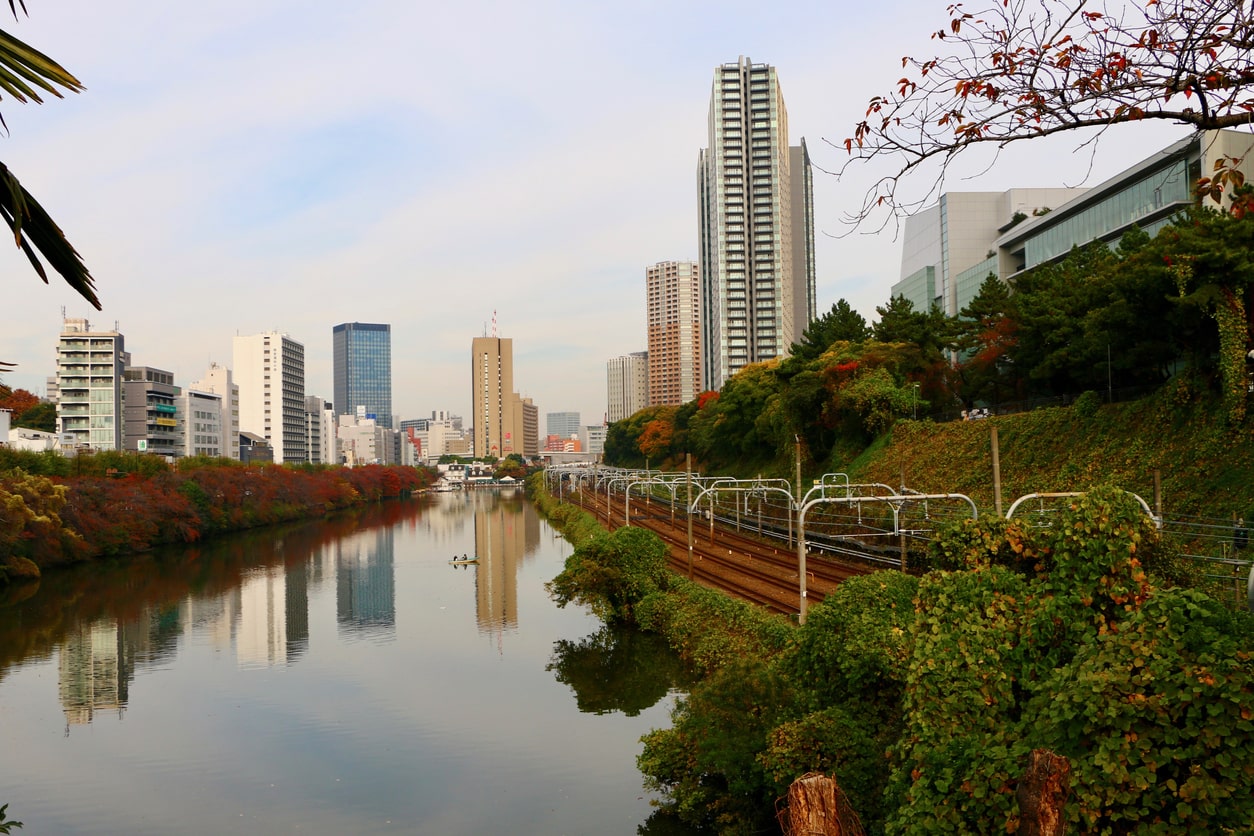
top-left (333, 322), bottom-right (393, 428)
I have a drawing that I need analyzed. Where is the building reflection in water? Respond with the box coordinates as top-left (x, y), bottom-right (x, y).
top-left (335, 526), bottom-right (396, 639)
top-left (472, 489), bottom-right (540, 633)
top-left (59, 619), bottom-right (130, 727)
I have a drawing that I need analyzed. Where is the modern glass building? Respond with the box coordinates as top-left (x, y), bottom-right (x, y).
top-left (332, 323), bottom-right (392, 429)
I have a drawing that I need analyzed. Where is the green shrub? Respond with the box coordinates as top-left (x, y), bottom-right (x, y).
top-left (546, 526), bottom-right (670, 623)
top-left (1073, 389), bottom-right (1101, 419)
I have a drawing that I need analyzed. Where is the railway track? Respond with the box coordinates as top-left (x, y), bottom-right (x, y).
top-left (571, 489), bottom-right (871, 616)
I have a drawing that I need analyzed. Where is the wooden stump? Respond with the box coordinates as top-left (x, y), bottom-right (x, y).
top-left (778, 772), bottom-right (864, 836)
top-left (1015, 749), bottom-right (1071, 836)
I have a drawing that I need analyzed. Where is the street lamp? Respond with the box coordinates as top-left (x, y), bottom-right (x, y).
top-left (912, 383), bottom-right (920, 420)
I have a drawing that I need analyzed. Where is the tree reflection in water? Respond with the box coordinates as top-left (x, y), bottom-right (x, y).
top-left (547, 624), bottom-right (694, 717)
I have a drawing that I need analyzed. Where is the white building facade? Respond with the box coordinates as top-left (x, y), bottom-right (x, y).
top-left (190, 363), bottom-right (240, 460)
top-left (178, 388), bottom-right (227, 458)
top-left (607, 351), bottom-right (648, 423)
top-left (697, 57), bottom-right (816, 390)
top-left (233, 332), bottom-right (307, 464)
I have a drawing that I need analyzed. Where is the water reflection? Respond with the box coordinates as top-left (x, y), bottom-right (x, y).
top-left (334, 526), bottom-right (396, 640)
top-left (548, 625), bottom-right (696, 717)
top-left (0, 494), bottom-right (699, 835)
top-left (59, 618), bottom-right (129, 725)
top-left (26, 493), bottom-right (548, 726)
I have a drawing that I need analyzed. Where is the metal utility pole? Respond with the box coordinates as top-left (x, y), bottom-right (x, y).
top-left (795, 435), bottom-right (807, 625)
top-left (686, 454), bottom-right (694, 580)
top-left (992, 426), bottom-right (1003, 517)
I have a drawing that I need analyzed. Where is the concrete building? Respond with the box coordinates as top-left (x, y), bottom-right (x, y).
top-left (471, 336), bottom-right (521, 459)
top-left (55, 317), bottom-right (128, 452)
top-left (123, 366), bottom-right (180, 457)
top-left (332, 322), bottom-right (392, 428)
top-left (178, 388), bottom-right (226, 458)
top-left (190, 363), bottom-right (240, 460)
top-left (646, 260), bottom-right (703, 406)
top-left (337, 411), bottom-right (387, 466)
top-left (607, 351), bottom-right (649, 423)
top-left (233, 332), bottom-right (307, 464)
top-left (894, 188), bottom-right (1088, 316)
top-left (697, 57), bottom-right (816, 389)
top-left (895, 131), bottom-right (1254, 317)
top-left (517, 396), bottom-right (539, 457)
top-left (579, 424), bottom-right (607, 459)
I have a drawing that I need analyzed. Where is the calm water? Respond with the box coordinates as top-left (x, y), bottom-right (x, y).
top-left (0, 490), bottom-right (695, 835)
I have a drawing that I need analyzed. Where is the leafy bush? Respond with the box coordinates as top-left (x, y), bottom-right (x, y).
top-left (1072, 389), bottom-right (1101, 419)
top-left (546, 526), bottom-right (670, 623)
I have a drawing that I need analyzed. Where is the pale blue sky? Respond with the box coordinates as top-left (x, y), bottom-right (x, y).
top-left (2, 0), bottom-right (1188, 427)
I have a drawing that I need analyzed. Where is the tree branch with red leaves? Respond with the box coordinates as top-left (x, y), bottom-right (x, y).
top-left (836, 0), bottom-right (1254, 226)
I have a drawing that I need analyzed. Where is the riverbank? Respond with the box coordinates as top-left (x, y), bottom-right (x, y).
top-left (529, 474), bottom-right (1254, 835)
top-left (0, 459), bottom-right (434, 583)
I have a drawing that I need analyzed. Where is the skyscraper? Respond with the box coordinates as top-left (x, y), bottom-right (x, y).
top-left (646, 260), bottom-right (702, 406)
top-left (332, 322), bottom-right (392, 429)
top-left (471, 336), bottom-right (518, 459)
top-left (233, 332), bottom-right (307, 464)
top-left (697, 57), bottom-right (816, 390)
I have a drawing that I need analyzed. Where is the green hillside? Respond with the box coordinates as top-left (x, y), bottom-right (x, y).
top-left (846, 382), bottom-right (1254, 522)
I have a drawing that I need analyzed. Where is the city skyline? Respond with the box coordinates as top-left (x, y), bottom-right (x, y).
top-left (1, 2), bottom-right (1193, 426)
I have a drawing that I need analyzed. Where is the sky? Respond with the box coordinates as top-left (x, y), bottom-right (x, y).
top-left (1, 0), bottom-right (1191, 429)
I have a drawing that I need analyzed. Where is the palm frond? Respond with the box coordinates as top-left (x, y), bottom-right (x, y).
top-left (0, 27), bottom-right (82, 106)
top-left (0, 162), bottom-right (99, 309)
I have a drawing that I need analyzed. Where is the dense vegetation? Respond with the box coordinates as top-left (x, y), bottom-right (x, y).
top-left (605, 209), bottom-right (1254, 481)
top-left (534, 475), bottom-right (1254, 834)
top-left (0, 452), bottom-right (433, 582)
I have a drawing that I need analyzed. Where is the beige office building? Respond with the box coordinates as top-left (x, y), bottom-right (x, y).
top-left (471, 336), bottom-right (519, 459)
top-left (646, 260), bottom-right (702, 405)
top-left (697, 57), bottom-right (816, 390)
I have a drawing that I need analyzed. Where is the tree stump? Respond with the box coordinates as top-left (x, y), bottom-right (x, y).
top-left (778, 772), bottom-right (864, 836)
top-left (1016, 749), bottom-right (1071, 836)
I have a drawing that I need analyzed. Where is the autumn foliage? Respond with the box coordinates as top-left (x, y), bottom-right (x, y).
top-left (0, 462), bottom-right (434, 574)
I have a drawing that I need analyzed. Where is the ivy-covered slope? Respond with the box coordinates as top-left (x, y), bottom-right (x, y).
top-left (846, 382), bottom-right (1254, 520)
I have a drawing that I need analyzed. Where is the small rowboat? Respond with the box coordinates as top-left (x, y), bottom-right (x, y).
top-left (449, 558), bottom-right (479, 565)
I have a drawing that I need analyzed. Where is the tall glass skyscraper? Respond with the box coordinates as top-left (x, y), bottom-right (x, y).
top-left (333, 322), bottom-right (392, 428)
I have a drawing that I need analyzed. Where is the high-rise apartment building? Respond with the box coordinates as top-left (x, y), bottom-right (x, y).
top-left (332, 322), bottom-right (392, 428)
top-left (607, 351), bottom-right (649, 423)
top-left (471, 336), bottom-right (519, 459)
top-left (646, 260), bottom-right (702, 406)
top-left (55, 318), bottom-right (128, 451)
top-left (697, 57), bottom-right (816, 390)
top-left (233, 332), bottom-right (307, 464)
